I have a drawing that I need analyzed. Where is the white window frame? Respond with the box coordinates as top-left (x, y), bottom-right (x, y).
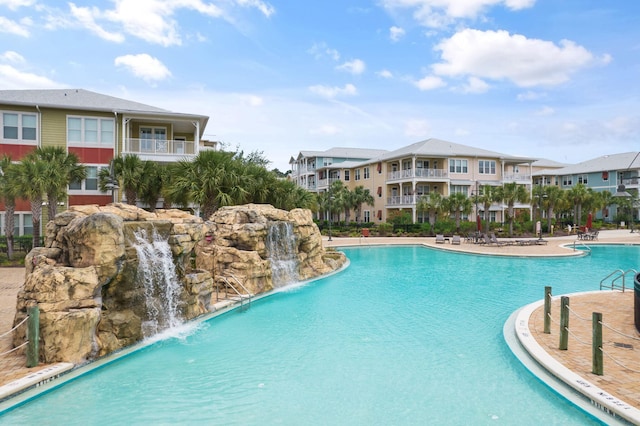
top-left (67, 116), bottom-right (115, 147)
top-left (449, 159), bottom-right (468, 174)
top-left (68, 165), bottom-right (108, 194)
top-left (479, 160), bottom-right (496, 175)
top-left (2, 111), bottom-right (37, 143)
top-left (364, 167), bottom-right (370, 179)
top-left (578, 174), bottom-right (588, 185)
top-left (355, 169), bottom-right (361, 181)
top-left (364, 210), bottom-right (370, 223)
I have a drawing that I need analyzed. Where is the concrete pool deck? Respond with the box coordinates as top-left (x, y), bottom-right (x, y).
top-left (1, 229), bottom-right (640, 420)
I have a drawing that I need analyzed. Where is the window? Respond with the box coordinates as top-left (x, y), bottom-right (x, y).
top-left (562, 176), bottom-right (573, 186)
top-left (364, 167), bottom-right (370, 179)
top-left (602, 171), bottom-right (609, 182)
top-left (488, 211), bottom-right (496, 222)
top-left (0, 213), bottom-right (32, 236)
top-left (2, 112), bottom-right (37, 141)
top-left (450, 185), bottom-right (469, 195)
top-left (578, 175), bottom-right (588, 185)
top-left (402, 160), bottom-right (411, 170)
top-left (449, 159), bottom-right (468, 174)
top-left (364, 210), bottom-right (370, 222)
top-left (416, 160), bottom-right (429, 169)
top-left (344, 170), bottom-right (350, 181)
top-left (416, 184), bottom-right (429, 196)
top-left (67, 116), bottom-right (115, 146)
top-left (355, 169), bottom-right (361, 181)
top-left (69, 166), bottom-right (103, 191)
top-left (478, 160), bottom-right (496, 174)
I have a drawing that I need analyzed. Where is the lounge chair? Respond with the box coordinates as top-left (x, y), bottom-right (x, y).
top-left (435, 234), bottom-right (445, 244)
top-left (489, 233), bottom-right (509, 246)
top-left (451, 235), bottom-right (461, 245)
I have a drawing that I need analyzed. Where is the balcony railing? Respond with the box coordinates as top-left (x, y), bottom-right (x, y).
top-left (503, 173), bottom-right (531, 183)
top-left (387, 195), bottom-right (416, 206)
top-left (388, 169), bottom-right (448, 180)
top-left (125, 138), bottom-right (196, 157)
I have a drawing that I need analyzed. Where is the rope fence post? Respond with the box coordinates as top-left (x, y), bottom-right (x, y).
top-left (544, 286), bottom-right (552, 334)
top-left (26, 305), bottom-right (39, 368)
top-left (559, 296), bottom-right (570, 350)
top-left (592, 312), bottom-right (603, 376)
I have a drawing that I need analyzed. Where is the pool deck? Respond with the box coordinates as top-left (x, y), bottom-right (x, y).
top-left (1, 229), bottom-right (640, 420)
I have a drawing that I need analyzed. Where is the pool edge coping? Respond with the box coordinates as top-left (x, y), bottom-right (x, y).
top-left (508, 292), bottom-right (640, 425)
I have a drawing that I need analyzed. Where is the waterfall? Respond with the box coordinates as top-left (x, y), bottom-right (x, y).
top-left (266, 221), bottom-right (300, 287)
top-left (133, 227), bottom-right (183, 338)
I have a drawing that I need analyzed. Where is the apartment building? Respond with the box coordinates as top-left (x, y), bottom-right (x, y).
top-left (0, 88), bottom-right (210, 236)
top-left (291, 138), bottom-right (539, 224)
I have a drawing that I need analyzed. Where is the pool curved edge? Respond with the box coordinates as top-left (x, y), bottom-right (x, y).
top-left (0, 259), bottom-right (351, 414)
top-left (505, 295), bottom-right (640, 425)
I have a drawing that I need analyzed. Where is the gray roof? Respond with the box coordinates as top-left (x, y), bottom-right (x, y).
top-left (0, 89), bottom-right (171, 113)
top-left (295, 147), bottom-right (389, 162)
top-left (376, 138), bottom-right (536, 163)
top-left (553, 152), bottom-right (640, 175)
top-left (531, 158), bottom-right (570, 168)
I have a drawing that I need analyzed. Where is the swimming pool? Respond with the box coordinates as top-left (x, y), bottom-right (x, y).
top-left (2, 245), bottom-right (638, 424)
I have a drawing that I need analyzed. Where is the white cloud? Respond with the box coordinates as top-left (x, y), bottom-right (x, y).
top-left (236, 0), bottom-right (275, 17)
top-left (0, 64), bottom-right (63, 89)
top-left (336, 59), bottom-right (366, 75)
top-left (308, 42), bottom-right (340, 61)
top-left (114, 53), bottom-right (172, 82)
top-left (432, 29), bottom-right (597, 87)
top-left (0, 50), bottom-right (25, 63)
top-left (389, 25), bottom-right (405, 42)
top-left (0, 0), bottom-right (35, 10)
top-left (414, 75), bottom-right (446, 90)
top-left (310, 124), bottom-right (341, 135)
top-left (243, 95), bottom-right (264, 106)
top-left (377, 69), bottom-right (393, 79)
top-left (0, 16), bottom-right (30, 37)
top-left (69, 3), bottom-right (125, 43)
top-left (517, 90), bottom-right (546, 101)
top-left (309, 83), bottom-right (358, 99)
top-left (535, 106), bottom-right (554, 116)
top-left (381, 0), bottom-right (536, 29)
top-left (404, 119), bottom-right (431, 138)
top-left (460, 76), bottom-right (489, 94)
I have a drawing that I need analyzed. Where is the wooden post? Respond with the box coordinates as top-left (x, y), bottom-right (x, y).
top-left (26, 305), bottom-right (39, 368)
top-left (559, 296), bottom-right (569, 350)
top-left (544, 286), bottom-right (552, 334)
top-left (592, 312), bottom-right (603, 375)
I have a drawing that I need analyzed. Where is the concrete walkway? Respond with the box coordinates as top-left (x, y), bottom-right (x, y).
top-left (1, 229), bottom-right (639, 414)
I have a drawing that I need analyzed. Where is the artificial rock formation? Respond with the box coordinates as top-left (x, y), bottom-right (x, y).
top-left (13, 203), bottom-right (345, 365)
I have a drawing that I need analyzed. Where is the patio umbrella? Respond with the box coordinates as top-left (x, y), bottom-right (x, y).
top-left (586, 213), bottom-right (593, 230)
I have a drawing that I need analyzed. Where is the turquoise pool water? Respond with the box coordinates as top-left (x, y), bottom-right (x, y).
top-left (3, 245), bottom-right (639, 425)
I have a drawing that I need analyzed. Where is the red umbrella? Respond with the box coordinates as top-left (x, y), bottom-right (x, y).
top-left (476, 214), bottom-right (482, 232)
top-left (586, 213), bottom-right (593, 230)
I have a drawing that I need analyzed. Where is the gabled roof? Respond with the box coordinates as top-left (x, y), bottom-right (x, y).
top-left (0, 88), bottom-right (209, 137)
top-left (376, 138), bottom-right (536, 163)
top-left (295, 147), bottom-right (389, 162)
top-left (553, 152), bottom-right (640, 175)
top-left (531, 158), bottom-right (570, 168)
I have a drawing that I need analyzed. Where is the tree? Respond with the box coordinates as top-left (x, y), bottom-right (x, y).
top-left (496, 183), bottom-right (529, 237)
top-left (138, 161), bottom-right (166, 211)
top-left (31, 146), bottom-right (86, 220)
top-left (566, 183), bottom-right (590, 227)
top-left (0, 155), bottom-right (17, 259)
top-left (166, 150), bottom-right (250, 219)
top-left (328, 180), bottom-right (350, 224)
top-left (478, 185), bottom-right (499, 235)
top-left (416, 192), bottom-right (443, 235)
top-left (13, 156), bottom-right (48, 248)
top-left (444, 192), bottom-right (472, 233)
top-left (543, 185), bottom-right (565, 234)
top-left (352, 186), bottom-right (374, 224)
top-left (112, 154), bottom-right (145, 205)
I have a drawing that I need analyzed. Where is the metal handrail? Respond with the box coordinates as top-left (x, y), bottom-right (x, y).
top-left (599, 269), bottom-right (637, 291)
top-left (219, 275), bottom-right (252, 308)
top-left (572, 241), bottom-right (592, 254)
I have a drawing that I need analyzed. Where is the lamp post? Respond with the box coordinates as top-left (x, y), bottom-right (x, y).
top-left (535, 185), bottom-right (547, 240)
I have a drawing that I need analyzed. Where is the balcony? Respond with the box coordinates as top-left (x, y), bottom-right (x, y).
top-left (124, 138), bottom-right (196, 162)
top-left (502, 173), bottom-right (531, 183)
top-left (387, 195), bottom-right (416, 207)
top-left (388, 168), bottom-right (448, 181)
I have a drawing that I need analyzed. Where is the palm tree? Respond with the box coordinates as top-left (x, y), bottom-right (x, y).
top-left (478, 185), bottom-right (499, 235)
top-left (446, 192), bottom-right (472, 233)
top-left (0, 155), bottom-right (17, 259)
top-left (26, 147), bottom-right (87, 220)
top-left (166, 150), bottom-right (249, 219)
top-left (328, 180), bottom-right (350, 225)
top-left (352, 186), bottom-right (374, 224)
top-left (416, 192), bottom-right (443, 235)
top-left (541, 185), bottom-right (563, 234)
top-left (596, 189), bottom-right (613, 223)
top-left (13, 156), bottom-right (49, 248)
top-left (268, 179), bottom-right (316, 211)
top-left (112, 154), bottom-right (145, 205)
top-left (496, 183), bottom-right (529, 237)
top-left (138, 161), bottom-right (166, 211)
top-left (566, 183), bottom-right (590, 227)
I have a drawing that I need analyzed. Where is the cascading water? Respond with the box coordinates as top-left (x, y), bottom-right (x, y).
top-left (133, 227), bottom-right (183, 338)
top-left (266, 221), bottom-right (300, 287)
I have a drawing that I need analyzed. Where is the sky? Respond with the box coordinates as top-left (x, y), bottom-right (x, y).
top-left (1, 0), bottom-right (639, 172)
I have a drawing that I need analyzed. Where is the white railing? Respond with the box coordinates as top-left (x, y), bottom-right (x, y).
top-left (124, 138), bottom-right (196, 156)
top-left (388, 169), bottom-right (447, 180)
top-left (503, 173), bottom-right (531, 182)
top-left (387, 195), bottom-right (415, 206)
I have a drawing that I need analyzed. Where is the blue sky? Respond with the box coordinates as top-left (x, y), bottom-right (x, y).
top-left (1, 0), bottom-right (639, 172)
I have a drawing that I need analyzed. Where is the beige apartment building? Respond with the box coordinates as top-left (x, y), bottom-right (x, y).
top-left (290, 138), bottom-right (558, 225)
